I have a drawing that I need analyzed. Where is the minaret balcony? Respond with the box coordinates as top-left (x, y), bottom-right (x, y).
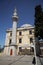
top-left (12, 16), bottom-right (18, 21)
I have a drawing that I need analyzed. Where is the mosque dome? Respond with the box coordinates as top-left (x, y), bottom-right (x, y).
top-left (21, 24), bottom-right (33, 28)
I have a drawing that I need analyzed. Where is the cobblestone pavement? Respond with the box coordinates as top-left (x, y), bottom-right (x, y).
top-left (0, 55), bottom-right (42, 65)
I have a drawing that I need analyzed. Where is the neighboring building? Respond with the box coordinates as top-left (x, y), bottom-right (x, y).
top-left (39, 39), bottom-right (43, 55)
top-left (4, 8), bottom-right (35, 56)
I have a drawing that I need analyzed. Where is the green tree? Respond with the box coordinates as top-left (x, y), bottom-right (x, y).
top-left (34, 5), bottom-right (43, 39)
top-left (34, 5), bottom-right (43, 56)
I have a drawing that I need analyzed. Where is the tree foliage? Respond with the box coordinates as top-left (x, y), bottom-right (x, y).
top-left (34, 5), bottom-right (43, 39)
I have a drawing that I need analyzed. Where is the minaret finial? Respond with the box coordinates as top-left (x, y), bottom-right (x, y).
top-left (13, 8), bottom-right (17, 16)
top-left (14, 8), bottom-right (17, 12)
top-left (12, 8), bottom-right (18, 21)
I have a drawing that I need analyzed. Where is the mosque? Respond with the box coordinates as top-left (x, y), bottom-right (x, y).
top-left (4, 8), bottom-right (35, 56)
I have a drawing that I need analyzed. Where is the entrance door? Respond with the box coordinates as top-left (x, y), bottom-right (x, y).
top-left (10, 49), bottom-right (12, 55)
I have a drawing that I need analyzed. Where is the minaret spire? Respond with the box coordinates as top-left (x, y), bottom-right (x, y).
top-left (12, 8), bottom-right (18, 21)
top-left (13, 8), bottom-right (17, 16)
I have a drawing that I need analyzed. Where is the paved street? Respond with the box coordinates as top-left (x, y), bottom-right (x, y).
top-left (0, 55), bottom-right (42, 65)
top-left (40, 57), bottom-right (43, 65)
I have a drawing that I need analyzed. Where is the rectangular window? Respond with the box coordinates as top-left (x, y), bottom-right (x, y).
top-left (9, 39), bottom-right (11, 45)
top-left (30, 38), bottom-right (33, 43)
top-left (19, 31), bottom-right (22, 35)
top-left (19, 47), bottom-right (22, 52)
top-left (19, 38), bottom-right (22, 43)
top-left (29, 30), bottom-right (32, 34)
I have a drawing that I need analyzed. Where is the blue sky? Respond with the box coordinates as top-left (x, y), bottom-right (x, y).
top-left (0, 0), bottom-right (43, 47)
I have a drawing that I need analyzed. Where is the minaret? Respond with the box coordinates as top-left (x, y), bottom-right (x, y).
top-left (12, 8), bottom-right (18, 45)
top-left (11, 8), bottom-right (18, 55)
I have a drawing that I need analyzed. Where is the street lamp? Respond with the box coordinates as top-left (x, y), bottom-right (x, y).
top-left (33, 37), bottom-right (37, 65)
